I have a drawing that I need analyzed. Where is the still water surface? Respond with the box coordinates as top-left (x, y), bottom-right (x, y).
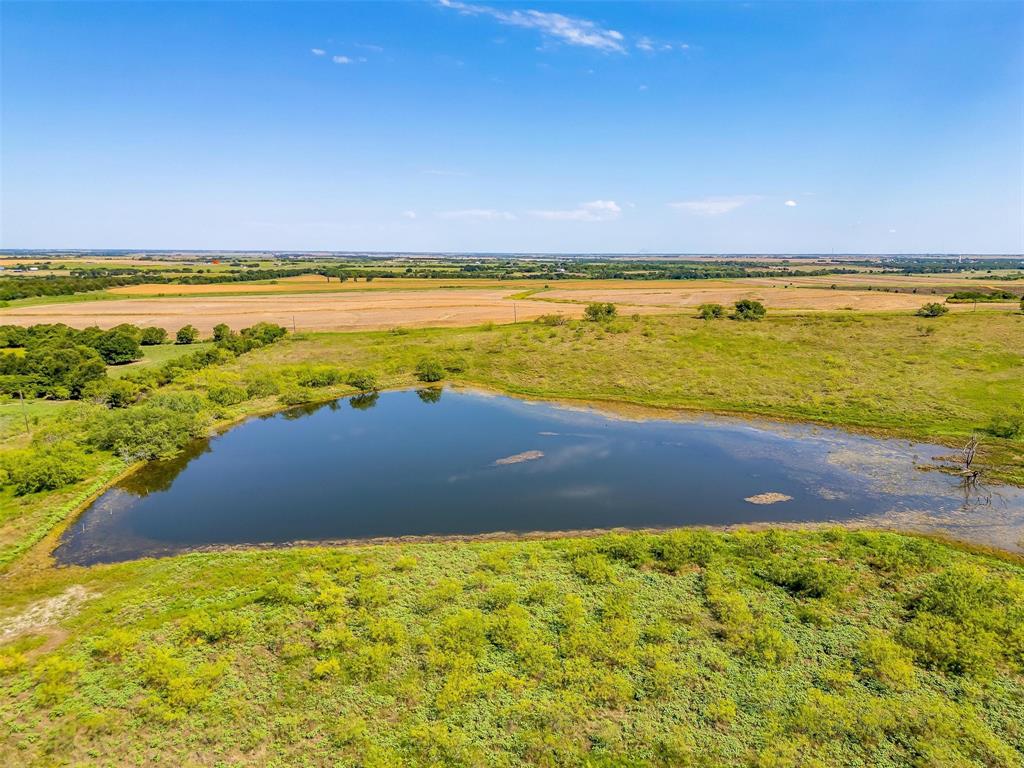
top-left (56, 388), bottom-right (1024, 564)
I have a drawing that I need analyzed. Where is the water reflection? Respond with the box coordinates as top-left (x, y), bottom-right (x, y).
top-left (56, 388), bottom-right (1024, 565)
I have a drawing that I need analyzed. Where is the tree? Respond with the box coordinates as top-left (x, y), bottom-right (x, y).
top-left (916, 303), bottom-right (949, 318)
top-left (212, 323), bottom-right (232, 343)
top-left (732, 299), bottom-right (766, 321)
top-left (95, 330), bottom-right (143, 365)
top-left (584, 302), bottom-right (617, 322)
top-left (697, 303), bottom-right (725, 320)
top-left (176, 325), bottom-right (200, 344)
top-left (139, 326), bottom-right (167, 345)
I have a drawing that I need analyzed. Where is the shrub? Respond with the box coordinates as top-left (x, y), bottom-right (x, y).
top-left (175, 325), bottom-right (199, 344)
top-left (584, 302), bottom-right (617, 321)
top-left (857, 631), bottom-right (916, 688)
top-left (212, 323), bottom-right (232, 342)
top-left (732, 299), bottom-right (766, 321)
top-left (89, 395), bottom-right (208, 460)
top-left (180, 610), bottom-right (247, 643)
top-left (139, 326), bottom-right (167, 345)
top-left (5, 442), bottom-right (88, 495)
top-left (535, 314), bottom-right (568, 326)
top-left (697, 303), bottom-right (725, 320)
top-left (104, 378), bottom-right (141, 408)
top-left (208, 385), bottom-right (247, 407)
top-left (762, 558), bottom-right (850, 599)
top-left (651, 530), bottom-right (720, 571)
top-left (987, 410), bottom-right (1023, 439)
top-left (916, 302), bottom-right (948, 318)
top-left (571, 553), bottom-right (616, 584)
top-left (345, 371), bottom-right (378, 391)
top-left (415, 358), bottom-right (445, 383)
top-left (32, 655), bottom-right (81, 706)
top-left (297, 367), bottom-right (343, 387)
top-left (241, 322), bottom-right (287, 345)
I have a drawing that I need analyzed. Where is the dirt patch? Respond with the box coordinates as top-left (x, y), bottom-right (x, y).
top-left (744, 492), bottom-right (794, 505)
top-left (494, 450), bottom-right (544, 466)
top-left (0, 585), bottom-right (95, 644)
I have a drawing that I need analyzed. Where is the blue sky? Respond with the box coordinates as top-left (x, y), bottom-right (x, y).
top-left (2, 1), bottom-right (1021, 253)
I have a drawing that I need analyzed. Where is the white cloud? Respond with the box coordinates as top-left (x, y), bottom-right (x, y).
top-left (639, 84), bottom-right (648, 91)
top-left (402, 210), bottom-right (418, 220)
top-left (356, 43), bottom-right (385, 53)
top-left (332, 55), bottom-right (352, 64)
top-left (668, 196), bottom-right (759, 216)
top-left (311, 48), bottom-right (326, 56)
top-left (438, 0), bottom-right (626, 53)
top-left (438, 209), bottom-right (517, 221)
top-left (636, 36), bottom-right (654, 52)
top-left (530, 200), bottom-right (622, 222)
top-left (784, 200), bottom-right (798, 207)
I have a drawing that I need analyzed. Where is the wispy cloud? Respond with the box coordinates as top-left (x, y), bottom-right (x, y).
top-left (438, 0), bottom-right (626, 53)
top-left (402, 210), bottom-right (418, 220)
top-left (355, 43), bottom-right (385, 53)
top-left (784, 200), bottom-right (798, 207)
top-left (437, 209), bottom-right (517, 221)
top-left (332, 55), bottom-right (352, 64)
top-left (530, 200), bottom-right (622, 222)
top-left (311, 48), bottom-right (326, 56)
top-left (668, 196), bottom-right (759, 216)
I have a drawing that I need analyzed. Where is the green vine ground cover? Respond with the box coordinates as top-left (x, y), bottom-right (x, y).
top-left (1, 530), bottom-right (1022, 767)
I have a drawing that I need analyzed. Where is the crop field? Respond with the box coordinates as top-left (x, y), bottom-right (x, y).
top-left (2, 272), bottom-right (1019, 334)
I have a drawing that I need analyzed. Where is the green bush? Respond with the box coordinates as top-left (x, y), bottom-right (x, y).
top-left (89, 394), bottom-right (208, 460)
top-left (5, 442), bottom-right (88, 495)
top-left (733, 299), bottom-right (766, 321)
top-left (207, 385), bottom-right (247, 407)
top-left (857, 631), bottom-right (916, 688)
top-left (345, 371), bottom-right (378, 391)
top-left (139, 326), bottom-right (167, 345)
top-left (415, 358), bottom-right (445, 383)
top-left (916, 302), bottom-right (948, 317)
top-left (584, 302), bottom-right (617, 322)
top-left (697, 303), bottom-right (725, 320)
top-left (297, 367), bottom-right (343, 387)
top-left (104, 378), bottom-right (141, 408)
top-left (175, 325), bottom-right (199, 344)
top-left (535, 314), bottom-right (569, 326)
top-left (987, 410), bottom-right (1023, 439)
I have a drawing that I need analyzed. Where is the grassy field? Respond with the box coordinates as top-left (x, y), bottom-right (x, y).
top-left (224, 310), bottom-right (1024, 483)
top-left (1, 529), bottom-right (1022, 766)
top-left (107, 342), bottom-right (215, 378)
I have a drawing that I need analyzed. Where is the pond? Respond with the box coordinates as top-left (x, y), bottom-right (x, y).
top-left (56, 388), bottom-right (1024, 564)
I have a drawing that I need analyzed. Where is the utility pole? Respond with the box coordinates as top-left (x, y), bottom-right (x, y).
top-left (513, 303), bottom-right (518, 323)
top-left (292, 315), bottom-right (297, 333)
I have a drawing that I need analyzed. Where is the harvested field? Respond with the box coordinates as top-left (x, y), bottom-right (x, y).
top-left (540, 282), bottom-right (1000, 311)
top-left (106, 275), bottom-right (518, 296)
top-left (0, 288), bottom-right (602, 334)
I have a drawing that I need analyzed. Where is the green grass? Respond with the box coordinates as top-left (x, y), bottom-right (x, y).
top-left (107, 342), bottom-right (215, 378)
top-left (0, 291), bottom-right (122, 309)
top-left (0, 529), bottom-right (1022, 766)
